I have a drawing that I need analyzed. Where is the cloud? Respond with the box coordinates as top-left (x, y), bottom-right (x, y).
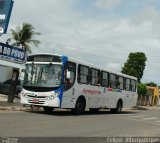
top-left (1, 0), bottom-right (160, 84)
top-left (94, 0), bottom-right (122, 10)
top-left (106, 63), bottom-right (121, 71)
top-left (131, 6), bottom-right (160, 25)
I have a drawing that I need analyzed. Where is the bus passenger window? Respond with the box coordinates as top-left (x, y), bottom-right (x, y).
top-left (125, 78), bottom-right (131, 91)
top-left (78, 65), bottom-right (90, 84)
top-left (131, 80), bottom-right (136, 92)
top-left (90, 68), bottom-right (100, 86)
top-left (118, 76), bottom-right (124, 90)
top-left (101, 71), bottom-right (109, 87)
top-left (109, 74), bottom-right (117, 89)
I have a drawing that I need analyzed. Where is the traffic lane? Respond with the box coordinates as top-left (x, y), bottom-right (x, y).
top-left (0, 110), bottom-right (160, 137)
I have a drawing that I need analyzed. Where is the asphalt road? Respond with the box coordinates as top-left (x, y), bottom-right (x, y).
top-left (0, 109), bottom-right (160, 142)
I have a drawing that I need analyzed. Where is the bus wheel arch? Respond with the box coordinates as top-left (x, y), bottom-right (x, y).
top-left (72, 95), bottom-right (86, 115)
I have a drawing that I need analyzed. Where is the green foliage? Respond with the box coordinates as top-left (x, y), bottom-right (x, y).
top-left (7, 22), bottom-right (41, 53)
top-left (137, 83), bottom-right (147, 96)
top-left (146, 82), bottom-right (157, 87)
top-left (121, 52), bottom-right (147, 82)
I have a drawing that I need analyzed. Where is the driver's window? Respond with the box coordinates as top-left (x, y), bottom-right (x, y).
top-left (63, 61), bottom-right (76, 91)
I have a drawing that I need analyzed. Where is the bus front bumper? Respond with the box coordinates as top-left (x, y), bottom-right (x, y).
top-left (20, 95), bottom-right (60, 107)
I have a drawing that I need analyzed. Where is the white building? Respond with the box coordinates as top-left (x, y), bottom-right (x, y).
top-left (0, 65), bottom-right (12, 82)
top-left (0, 60), bottom-right (25, 82)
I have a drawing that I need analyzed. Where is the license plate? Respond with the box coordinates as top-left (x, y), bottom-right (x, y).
top-left (32, 99), bottom-right (39, 103)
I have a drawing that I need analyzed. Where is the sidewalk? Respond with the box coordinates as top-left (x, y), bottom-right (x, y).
top-left (0, 94), bottom-right (30, 111)
top-left (132, 105), bottom-right (160, 110)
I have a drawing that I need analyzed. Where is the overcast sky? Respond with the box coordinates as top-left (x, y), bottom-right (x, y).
top-left (1, 0), bottom-right (160, 84)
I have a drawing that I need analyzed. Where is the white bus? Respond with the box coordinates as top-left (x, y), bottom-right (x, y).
top-left (20, 54), bottom-right (137, 115)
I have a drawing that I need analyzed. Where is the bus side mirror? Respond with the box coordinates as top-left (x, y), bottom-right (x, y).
top-left (66, 70), bottom-right (71, 79)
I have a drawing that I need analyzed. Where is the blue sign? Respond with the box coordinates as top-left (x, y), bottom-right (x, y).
top-left (0, 0), bottom-right (14, 34)
top-left (0, 42), bottom-right (27, 64)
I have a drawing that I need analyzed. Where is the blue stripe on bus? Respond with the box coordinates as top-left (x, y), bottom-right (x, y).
top-left (59, 56), bottom-right (68, 107)
top-left (54, 86), bottom-right (63, 107)
top-left (61, 56), bottom-right (68, 65)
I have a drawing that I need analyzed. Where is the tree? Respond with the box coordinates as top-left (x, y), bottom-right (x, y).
top-left (7, 22), bottom-right (41, 53)
top-left (7, 23), bottom-right (40, 103)
top-left (121, 52), bottom-right (147, 82)
top-left (137, 83), bottom-right (147, 106)
top-left (146, 82), bottom-right (157, 87)
top-left (137, 83), bottom-right (147, 96)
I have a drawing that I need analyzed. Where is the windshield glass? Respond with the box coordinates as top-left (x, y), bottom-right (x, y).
top-left (23, 64), bottom-right (62, 88)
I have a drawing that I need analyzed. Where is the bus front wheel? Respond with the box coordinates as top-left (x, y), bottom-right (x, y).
top-left (72, 98), bottom-right (85, 115)
top-left (43, 107), bottom-right (54, 113)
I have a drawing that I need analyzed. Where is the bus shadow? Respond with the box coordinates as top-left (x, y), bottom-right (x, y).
top-left (25, 109), bottom-right (138, 116)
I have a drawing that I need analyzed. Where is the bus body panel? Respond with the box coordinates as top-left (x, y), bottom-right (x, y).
top-left (61, 82), bottom-right (137, 109)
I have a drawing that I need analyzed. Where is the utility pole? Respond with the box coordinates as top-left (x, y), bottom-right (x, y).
top-left (8, 68), bottom-right (19, 103)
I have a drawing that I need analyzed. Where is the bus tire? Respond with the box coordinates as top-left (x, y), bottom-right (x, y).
top-left (89, 108), bottom-right (99, 113)
top-left (43, 107), bottom-right (54, 113)
top-left (110, 100), bottom-right (123, 114)
top-left (72, 97), bottom-right (85, 115)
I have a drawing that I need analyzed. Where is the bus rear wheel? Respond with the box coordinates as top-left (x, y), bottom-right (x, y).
top-left (43, 107), bottom-right (54, 113)
top-left (72, 98), bottom-right (85, 115)
top-left (110, 100), bottom-right (123, 114)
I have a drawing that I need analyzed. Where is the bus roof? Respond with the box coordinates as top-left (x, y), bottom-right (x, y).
top-left (68, 57), bottom-right (137, 80)
top-left (28, 53), bottom-right (137, 80)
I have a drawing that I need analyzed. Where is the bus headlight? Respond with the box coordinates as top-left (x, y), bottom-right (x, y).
top-left (55, 92), bottom-right (60, 97)
top-left (22, 92), bottom-right (30, 98)
top-left (21, 92), bottom-right (26, 97)
top-left (24, 94), bottom-right (28, 98)
top-left (49, 95), bottom-right (54, 99)
top-left (48, 92), bottom-right (60, 99)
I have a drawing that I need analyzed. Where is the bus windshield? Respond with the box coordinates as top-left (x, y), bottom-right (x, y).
top-left (23, 64), bottom-right (62, 88)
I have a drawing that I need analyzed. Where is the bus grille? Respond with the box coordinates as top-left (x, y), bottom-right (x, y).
top-left (27, 95), bottom-right (47, 98)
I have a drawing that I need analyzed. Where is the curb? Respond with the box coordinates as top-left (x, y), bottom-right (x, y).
top-left (132, 106), bottom-right (148, 110)
top-left (132, 106), bottom-right (160, 110)
top-left (0, 106), bottom-right (31, 111)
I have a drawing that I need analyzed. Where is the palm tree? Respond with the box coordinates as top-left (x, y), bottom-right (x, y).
top-left (7, 23), bottom-right (40, 103)
top-left (7, 22), bottom-right (41, 53)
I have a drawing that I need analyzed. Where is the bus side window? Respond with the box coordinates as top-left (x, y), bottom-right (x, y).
top-left (90, 68), bottom-right (100, 86)
top-left (125, 78), bottom-right (131, 91)
top-left (101, 71), bottom-right (109, 87)
top-left (77, 65), bottom-right (90, 84)
top-left (63, 61), bottom-right (76, 91)
top-left (118, 76), bottom-right (124, 90)
top-left (109, 74), bottom-right (117, 89)
top-left (131, 79), bottom-right (136, 92)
